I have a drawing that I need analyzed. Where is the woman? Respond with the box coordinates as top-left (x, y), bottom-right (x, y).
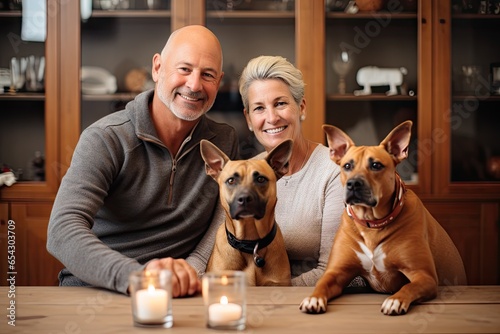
top-left (239, 55), bottom-right (366, 286)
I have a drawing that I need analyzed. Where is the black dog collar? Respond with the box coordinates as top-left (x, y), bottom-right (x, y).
top-left (225, 223), bottom-right (277, 268)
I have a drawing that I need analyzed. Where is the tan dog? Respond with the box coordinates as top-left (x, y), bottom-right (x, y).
top-left (200, 139), bottom-right (292, 286)
top-left (300, 121), bottom-right (467, 315)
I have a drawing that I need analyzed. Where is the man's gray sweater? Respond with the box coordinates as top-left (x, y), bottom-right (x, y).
top-left (47, 90), bottom-right (238, 294)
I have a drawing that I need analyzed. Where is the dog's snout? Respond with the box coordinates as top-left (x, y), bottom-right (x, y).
top-left (346, 178), bottom-right (364, 191)
top-left (237, 192), bottom-right (254, 205)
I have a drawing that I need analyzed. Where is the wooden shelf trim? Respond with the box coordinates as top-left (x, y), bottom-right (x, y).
top-left (326, 12), bottom-right (417, 19)
top-left (82, 92), bottom-right (136, 101)
top-left (90, 10), bottom-right (171, 18)
top-left (327, 93), bottom-right (418, 101)
top-left (0, 93), bottom-right (45, 101)
top-left (206, 10), bottom-right (294, 20)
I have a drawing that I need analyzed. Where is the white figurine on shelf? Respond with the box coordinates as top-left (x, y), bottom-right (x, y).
top-left (0, 172), bottom-right (16, 187)
top-left (354, 66), bottom-right (408, 96)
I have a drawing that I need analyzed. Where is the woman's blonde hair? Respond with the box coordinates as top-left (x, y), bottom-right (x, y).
top-left (239, 55), bottom-right (305, 111)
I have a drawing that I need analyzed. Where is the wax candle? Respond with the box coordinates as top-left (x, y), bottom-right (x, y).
top-left (135, 284), bottom-right (168, 322)
top-left (208, 296), bottom-right (243, 324)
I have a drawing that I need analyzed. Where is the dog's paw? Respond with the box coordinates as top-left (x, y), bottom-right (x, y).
top-left (299, 296), bottom-right (327, 314)
top-left (380, 297), bottom-right (409, 315)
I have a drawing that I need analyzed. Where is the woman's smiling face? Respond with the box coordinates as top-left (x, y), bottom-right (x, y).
top-left (244, 79), bottom-right (305, 152)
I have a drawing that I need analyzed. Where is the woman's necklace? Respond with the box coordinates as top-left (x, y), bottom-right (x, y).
top-left (283, 140), bottom-right (311, 186)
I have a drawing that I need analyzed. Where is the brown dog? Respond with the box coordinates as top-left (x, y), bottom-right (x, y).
top-left (300, 121), bottom-right (467, 315)
top-left (200, 139), bottom-right (292, 286)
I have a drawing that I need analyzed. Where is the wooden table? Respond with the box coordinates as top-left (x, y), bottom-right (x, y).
top-left (3, 286), bottom-right (500, 333)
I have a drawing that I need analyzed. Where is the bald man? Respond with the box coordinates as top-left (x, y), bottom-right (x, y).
top-left (47, 25), bottom-right (239, 297)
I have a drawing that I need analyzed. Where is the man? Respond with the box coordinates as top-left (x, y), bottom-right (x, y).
top-left (47, 25), bottom-right (239, 296)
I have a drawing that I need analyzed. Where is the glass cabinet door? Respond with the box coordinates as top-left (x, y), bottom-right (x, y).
top-left (205, 0), bottom-right (296, 158)
top-left (80, 0), bottom-right (171, 131)
top-left (324, 1), bottom-right (427, 189)
top-left (0, 0), bottom-right (59, 199)
top-left (449, 5), bottom-right (500, 184)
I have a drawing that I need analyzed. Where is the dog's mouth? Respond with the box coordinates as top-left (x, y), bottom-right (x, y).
top-left (234, 212), bottom-right (258, 219)
top-left (345, 190), bottom-right (377, 207)
top-left (231, 208), bottom-right (265, 220)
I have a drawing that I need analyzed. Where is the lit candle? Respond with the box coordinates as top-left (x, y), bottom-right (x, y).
top-left (135, 284), bottom-right (168, 322)
top-left (208, 296), bottom-right (243, 324)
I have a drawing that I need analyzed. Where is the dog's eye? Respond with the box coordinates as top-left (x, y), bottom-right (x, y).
top-left (343, 163), bottom-right (352, 171)
top-left (370, 162), bottom-right (384, 171)
top-left (226, 177), bottom-right (236, 185)
top-left (256, 176), bottom-right (268, 184)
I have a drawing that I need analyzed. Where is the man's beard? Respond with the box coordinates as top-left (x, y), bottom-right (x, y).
top-left (157, 82), bottom-right (214, 121)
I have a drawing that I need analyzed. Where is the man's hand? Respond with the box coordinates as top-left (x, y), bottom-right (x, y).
top-left (145, 258), bottom-right (200, 297)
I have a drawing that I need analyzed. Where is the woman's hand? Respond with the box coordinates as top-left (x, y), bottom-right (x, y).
top-left (145, 258), bottom-right (200, 297)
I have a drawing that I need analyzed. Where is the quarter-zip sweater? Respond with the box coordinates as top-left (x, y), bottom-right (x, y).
top-left (47, 89), bottom-right (239, 294)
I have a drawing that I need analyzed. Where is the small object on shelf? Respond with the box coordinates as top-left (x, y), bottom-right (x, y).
top-left (332, 51), bottom-right (353, 95)
top-left (32, 151), bottom-right (45, 181)
top-left (326, 0), bottom-right (350, 12)
top-left (487, 156), bottom-right (500, 179)
top-left (461, 0), bottom-right (480, 13)
top-left (354, 66), bottom-right (407, 96)
top-left (0, 171), bottom-right (16, 187)
top-left (81, 66), bottom-right (117, 95)
top-left (125, 68), bottom-right (152, 93)
top-left (399, 0), bottom-right (417, 12)
top-left (98, 0), bottom-right (130, 10)
top-left (458, 65), bottom-right (482, 94)
top-left (355, 0), bottom-right (386, 11)
top-left (491, 62), bottom-right (500, 95)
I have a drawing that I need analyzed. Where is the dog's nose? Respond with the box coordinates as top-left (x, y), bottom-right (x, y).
top-left (237, 193), bottom-right (254, 205)
top-left (346, 178), bottom-right (364, 191)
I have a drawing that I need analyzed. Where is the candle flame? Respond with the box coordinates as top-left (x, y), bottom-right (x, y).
top-left (148, 284), bottom-right (155, 293)
top-left (221, 275), bottom-right (228, 285)
top-left (220, 296), bottom-right (228, 305)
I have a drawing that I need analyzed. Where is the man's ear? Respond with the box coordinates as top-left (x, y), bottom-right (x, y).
top-left (200, 139), bottom-right (229, 180)
top-left (151, 53), bottom-right (161, 83)
top-left (323, 124), bottom-right (355, 165)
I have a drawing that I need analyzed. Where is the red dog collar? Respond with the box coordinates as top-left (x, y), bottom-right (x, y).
top-left (347, 173), bottom-right (406, 229)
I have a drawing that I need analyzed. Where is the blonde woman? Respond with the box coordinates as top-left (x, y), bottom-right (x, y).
top-left (239, 56), bottom-right (365, 287)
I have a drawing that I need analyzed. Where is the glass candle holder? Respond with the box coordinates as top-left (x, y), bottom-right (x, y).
top-left (203, 271), bottom-right (246, 331)
top-left (129, 270), bottom-right (173, 328)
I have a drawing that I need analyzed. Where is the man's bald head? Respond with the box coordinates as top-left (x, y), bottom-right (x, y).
top-left (161, 25), bottom-right (223, 71)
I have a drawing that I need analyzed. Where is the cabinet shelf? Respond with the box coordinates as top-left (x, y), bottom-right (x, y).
top-left (452, 14), bottom-right (500, 19)
top-left (90, 10), bottom-right (171, 18)
top-left (0, 93), bottom-right (45, 101)
top-left (0, 11), bottom-right (21, 17)
top-left (82, 92), bottom-right (136, 101)
top-left (326, 12), bottom-right (417, 19)
top-left (327, 93), bottom-right (417, 101)
top-left (452, 95), bottom-right (500, 101)
top-left (206, 10), bottom-right (294, 22)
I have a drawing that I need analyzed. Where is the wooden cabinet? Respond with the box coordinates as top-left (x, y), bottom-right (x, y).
top-left (424, 199), bottom-right (499, 284)
top-left (0, 0), bottom-right (62, 286)
top-left (1, 0), bottom-right (498, 285)
top-left (0, 203), bottom-right (9, 284)
top-left (319, 0), bottom-right (499, 284)
top-left (433, 1), bottom-right (500, 195)
top-left (0, 0), bottom-right (60, 200)
top-left (10, 202), bottom-right (62, 285)
top-left (0, 202), bottom-right (62, 286)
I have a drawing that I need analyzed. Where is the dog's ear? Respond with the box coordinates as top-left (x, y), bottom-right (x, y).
top-left (200, 139), bottom-right (230, 180)
top-left (323, 124), bottom-right (355, 165)
top-left (380, 120), bottom-right (412, 164)
top-left (266, 139), bottom-right (293, 180)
